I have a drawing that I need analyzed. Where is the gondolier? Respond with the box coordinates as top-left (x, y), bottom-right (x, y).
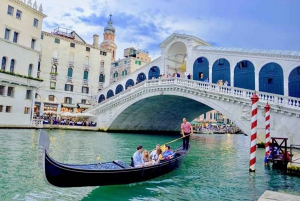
top-left (181, 118), bottom-right (193, 150)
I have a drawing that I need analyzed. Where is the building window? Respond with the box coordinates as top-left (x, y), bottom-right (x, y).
top-left (7, 87), bottom-right (14, 97)
top-left (54, 38), bottom-right (60, 44)
top-left (99, 74), bottom-right (105, 82)
top-left (10, 59), bottom-right (15, 73)
top-left (64, 84), bottom-right (73, 92)
top-left (26, 90), bottom-right (32, 99)
top-left (70, 43), bottom-right (75, 48)
top-left (24, 107), bottom-right (30, 114)
top-left (67, 68), bottom-right (73, 77)
top-left (82, 86), bottom-right (89, 94)
top-left (81, 99), bottom-right (87, 104)
top-left (6, 106), bottom-right (11, 113)
top-left (13, 32), bottom-right (18, 43)
top-left (1, 57), bottom-right (7, 70)
top-left (31, 39), bottom-right (36, 49)
top-left (50, 81), bottom-right (56, 89)
top-left (33, 18), bottom-right (39, 27)
top-left (124, 60), bottom-right (127, 64)
top-left (28, 64), bottom-right (33, 76)
top-left (100, 51), bottom-right (107, 56)
top-left (48, 95), bottom-right (55, 101)
top-left (4, 28), bottom-right (10, 40)
top-left (101, 61), bottom-right (104, 68)
top-left (64, 97), bottom-right (72, 104)
top-left (16, 10), bottom-right (22, 19)
top-left (83, 71), bottom-right (89, 80)
top-left (0, 105), bottom-right (3, 112)
top-left (113, 62), bottom-right (119, 67)
top-left (41, 34), bottom-right (44, 39)
top-left (0, 85), bottom-right (5, 96)
top-left (113, 71), bottom-right (118, 78)
top-left (86, 47), bottom-right (90, 52)
top-left (135, 60), bottom-right (141, 65)
top-left (7, 5), bottom-right (14, 15)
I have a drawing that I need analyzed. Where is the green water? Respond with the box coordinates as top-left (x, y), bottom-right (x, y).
top-left (0, 129), bottom-right (300, 201)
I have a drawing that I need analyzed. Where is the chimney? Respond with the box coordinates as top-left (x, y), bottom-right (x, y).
top-left (93, 34), bottom-right (99, 47)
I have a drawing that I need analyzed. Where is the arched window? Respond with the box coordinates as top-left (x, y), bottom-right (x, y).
top-left (10, 59), bottom-right (15, 73)
top-left (1, 57), bottom-right (7, 71)
top-left (67, 67), bottom-right (73, 77)
top-left (83, 71), bottom-right (89, 79)
top-left (99, 74), bottom-right (105, 82)
top-left (28, 64), bottom-right (33, 76)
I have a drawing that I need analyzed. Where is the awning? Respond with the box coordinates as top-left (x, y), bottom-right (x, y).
top-left (61, 103), bottom-right (76, 108)
top-left (178, 62), bottom-right (186, 72)
top-left (77, 104), bottom-right (92, 109)
top-left (44, 103), bottom-right (58, 107)
top-left (35, 102), bottom-right (41, 106)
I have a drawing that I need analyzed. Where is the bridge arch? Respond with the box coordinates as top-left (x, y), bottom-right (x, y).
top-left (212, 58), bottom-right (230, 85)
top-left (107, 90), bottom-right (114, 99)
top-left (259, 62), bottom-right (284, 95)
top-left (116, 84), bottom-right (124, 95)
top-left (137, 72), bottom-right (147, 83)
top-left (234, 60), bottom-right (255, 90)
top-left (125, 79), bottom-right (135, 89)
top-left (98, 94), bottom-right (105, 103)
top-left (103, 90), bottom-right (250, 135)
top-left (288, 66), bottom-right (300, 98)
top-left (148, 66), bottom-right (160, 80)
top-left (193, 57), bottom-right (209, 82)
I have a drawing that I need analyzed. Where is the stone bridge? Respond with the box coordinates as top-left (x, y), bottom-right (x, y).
top-left (88, 78), bottom-right (300, 144)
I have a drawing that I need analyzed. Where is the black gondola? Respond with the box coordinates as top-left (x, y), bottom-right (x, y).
top-left (38, 130), bottom-right (190, 188)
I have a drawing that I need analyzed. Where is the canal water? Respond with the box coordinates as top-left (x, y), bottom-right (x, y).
top-left (0, 129), bottom-right (300, 201)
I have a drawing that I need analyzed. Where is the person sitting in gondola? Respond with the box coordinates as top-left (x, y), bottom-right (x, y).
top-left (163, 145), bottom-right (174, 160)
top-left (150, 144), bottom-right (160, 161)
top-left (155, 148), bottom-right (164, 164)
top-left (132, 145), bottom-right (144, 168)
top-left (142, 150), bottom-right (154, 166)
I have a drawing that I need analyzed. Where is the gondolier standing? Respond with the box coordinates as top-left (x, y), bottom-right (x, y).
top-left (181, 118), bottom-right (193, 150)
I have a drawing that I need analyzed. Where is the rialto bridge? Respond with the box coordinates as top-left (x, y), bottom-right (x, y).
top-left (87, 33), bottom-right (300, 144)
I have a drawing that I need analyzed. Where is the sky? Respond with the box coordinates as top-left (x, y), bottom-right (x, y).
top-left (38, 0), bottom-right (300, 60)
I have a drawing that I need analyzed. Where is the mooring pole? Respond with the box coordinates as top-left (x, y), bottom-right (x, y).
top-left (265, 103), bottom-right (271, 156)
top-left (250, 93), bottom-right (259, 172)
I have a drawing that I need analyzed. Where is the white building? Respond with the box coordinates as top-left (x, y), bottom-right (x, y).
top-left (0, 0), bottom-right (45, 125)
top-left (37, 27), bottom-right (112, 117)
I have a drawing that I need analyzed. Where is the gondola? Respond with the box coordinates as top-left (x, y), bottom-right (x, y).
top-left (38, 130), bottom-right (190, 188)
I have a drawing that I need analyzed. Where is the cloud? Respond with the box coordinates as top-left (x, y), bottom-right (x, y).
top-left (38, 0), bottom-right (300, 60)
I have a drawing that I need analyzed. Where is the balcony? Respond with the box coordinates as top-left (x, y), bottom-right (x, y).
top-left (52, 58), bottom-right (58, 64)
top-left (83, 79), bottom-right (89, 85)
top-left (83, 64), bottom-right (90, 71)
top-left (68, 61), bottom-right (74, 67)
top-left (67, 76), bottom-right (72, 82)
top-left (50, 74), bottom-right (57, 80)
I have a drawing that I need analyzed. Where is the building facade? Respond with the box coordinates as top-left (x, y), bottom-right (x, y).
top-left (36, 27), bottom-right (112, 117)
top-left (0, 0), bottom-right (45, 125)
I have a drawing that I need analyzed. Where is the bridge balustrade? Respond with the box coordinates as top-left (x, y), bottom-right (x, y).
top-left (88, 78), bottom-right (300, 113)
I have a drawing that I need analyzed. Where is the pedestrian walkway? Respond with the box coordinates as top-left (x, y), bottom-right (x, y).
top-left (258, 190), bottom-right (300, 201)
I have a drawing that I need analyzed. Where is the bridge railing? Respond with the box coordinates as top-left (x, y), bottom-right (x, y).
top-left (87, 78), bottom-right (300, 113)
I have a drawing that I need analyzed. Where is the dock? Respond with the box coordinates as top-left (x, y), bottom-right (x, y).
top-left (258, 190), bottom-right (300, 201)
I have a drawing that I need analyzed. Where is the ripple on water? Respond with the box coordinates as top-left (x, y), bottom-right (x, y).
top-left (1, 130), bottom-right (300, 201)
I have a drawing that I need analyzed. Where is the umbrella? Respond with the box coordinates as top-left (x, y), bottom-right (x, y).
top-left (61, 112), bottom-right (75, 116)
top-left (75, 113), bottom-right (94, 117)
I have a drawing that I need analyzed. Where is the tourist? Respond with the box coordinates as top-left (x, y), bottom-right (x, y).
top-left (176, 72), bottom-right (180, 78)
top-left (132, 145), bottom-right (144, 167)
top-left (224, 80), bottom-right (228, 86)
top-left (163, 145), bottom-right (174, 159)
top-left (155, 148), bottom-right (164, 164)
top-left (264, 151), bottom-right (271, 166)
top-left (187, 73), bottom-right (192, 79)
top-left (181, 118), bottom-right (193, 150)
top-left (150, 144), bottom-right (160, 161)
top-left (142, 150), bottom-right (153, 166)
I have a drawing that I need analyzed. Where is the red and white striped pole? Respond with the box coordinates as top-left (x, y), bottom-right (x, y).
top-left (265, 103), bottom-right (271, 156)
top-left (250, 93), bottom-right (259, 172)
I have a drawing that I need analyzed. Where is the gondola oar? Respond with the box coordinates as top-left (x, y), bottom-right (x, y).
top-left (160, 133), bottom-right (192, 152)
